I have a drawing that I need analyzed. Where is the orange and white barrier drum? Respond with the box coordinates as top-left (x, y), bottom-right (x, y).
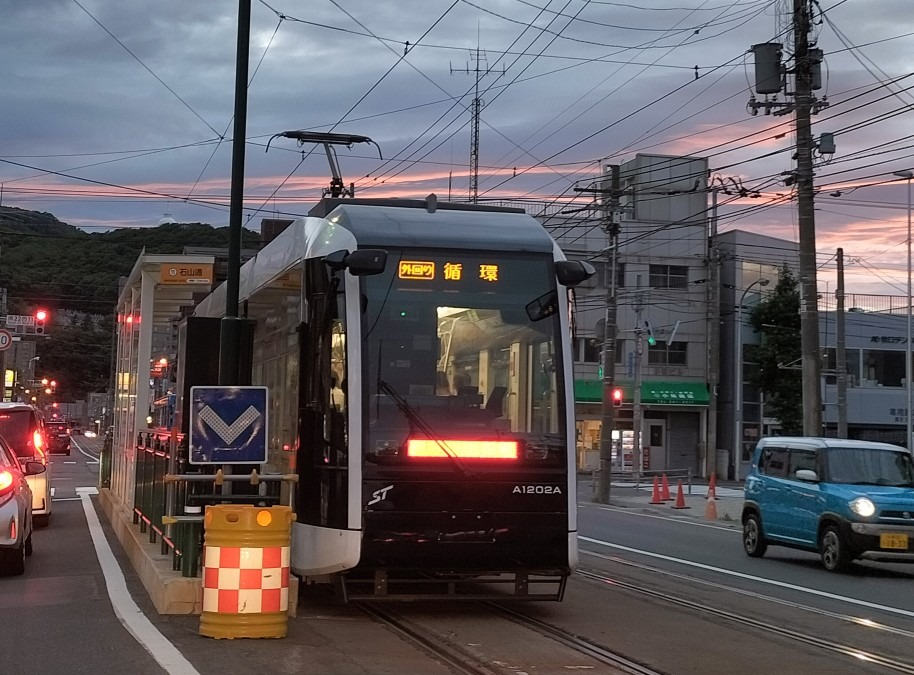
top-left (202, 544), bottom-right (290, 614)
top-left (199, 505), bottom-right (294, 639)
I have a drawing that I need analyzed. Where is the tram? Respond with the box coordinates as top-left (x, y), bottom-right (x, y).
top-left (193, 197), bottom-right (593, 600)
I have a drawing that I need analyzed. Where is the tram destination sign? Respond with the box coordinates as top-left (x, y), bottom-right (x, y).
top-left (188, 386), bottom-right (268, 465)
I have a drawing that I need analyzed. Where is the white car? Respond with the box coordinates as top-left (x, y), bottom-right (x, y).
top-left (0, 435), bottom-right (44, 574)
top-left (0, 403), bottom-right (52, 527)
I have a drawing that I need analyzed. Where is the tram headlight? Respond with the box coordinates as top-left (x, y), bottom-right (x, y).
top-left (524, 443), bottom-right (550, 461)
top-left (375, 439), bottom-right (400, 456)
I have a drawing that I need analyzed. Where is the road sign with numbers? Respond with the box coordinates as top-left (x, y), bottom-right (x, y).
top-left (0, 329), bottom-right (12, 351)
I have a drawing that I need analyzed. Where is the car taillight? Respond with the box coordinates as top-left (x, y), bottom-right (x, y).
top-left (32, 430), bottom-right (46, 460)
top-left (0, 470), bottom-right (13, 498)
top-left (406, 438), bottom-right (518, 459)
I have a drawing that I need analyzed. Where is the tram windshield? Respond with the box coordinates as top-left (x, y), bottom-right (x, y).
top-left (362, 249), bottom-right (566, 464)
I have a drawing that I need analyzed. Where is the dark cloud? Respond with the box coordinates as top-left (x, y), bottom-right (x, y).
top-left (2, 0), bottom-right (914, 293)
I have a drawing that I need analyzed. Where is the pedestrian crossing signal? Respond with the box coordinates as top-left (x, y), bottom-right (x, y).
top-left (612, 388), bottom-right (623, 407)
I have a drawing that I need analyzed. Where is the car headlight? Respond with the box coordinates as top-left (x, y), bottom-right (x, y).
top-left (849, 497), bottom-right (876, 517)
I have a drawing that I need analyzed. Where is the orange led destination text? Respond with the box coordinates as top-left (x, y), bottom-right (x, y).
top-left (398, 261), bottom-right (435, 280)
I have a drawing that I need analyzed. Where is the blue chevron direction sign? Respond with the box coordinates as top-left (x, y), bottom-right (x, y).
top-left (189, 386), bottom-right (268, 465)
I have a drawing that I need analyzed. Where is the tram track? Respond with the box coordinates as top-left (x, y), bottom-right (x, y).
top-left (357, 599), bottom-right (667, 675)
top-left (355, 602), bottom-right (500, 675)
top-left (486, 602), bottom-right (668, 675)
top-left (576, 566), bottom-right (914, 674)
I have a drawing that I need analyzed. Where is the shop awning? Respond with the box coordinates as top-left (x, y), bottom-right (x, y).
top-left (574, 380), bottom-right (709, 406)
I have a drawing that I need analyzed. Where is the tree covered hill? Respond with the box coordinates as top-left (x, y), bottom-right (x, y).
top-left (0, 206), bottom-right (261, 315)
top-left (0, 206), bottom-right (262, 400)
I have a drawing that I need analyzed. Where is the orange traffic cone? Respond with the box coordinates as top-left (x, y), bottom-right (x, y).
top-left (708, 472), bottom-right (718, 501)
top-left (705, 495), bottom-right (718, 521)
top-left (660, 474), bottom-right (672, 501)
top-left (671, 480), bottom-right (689, 509)
top-left (649, 476), bottom-right (663, 504)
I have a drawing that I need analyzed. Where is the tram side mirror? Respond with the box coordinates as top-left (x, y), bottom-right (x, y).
top-left (324, 249), bottom-right (388, 276)
top-left (526, 290), bottom-right (558, 322)
top-left (555, 260), bottom-right (595, 287)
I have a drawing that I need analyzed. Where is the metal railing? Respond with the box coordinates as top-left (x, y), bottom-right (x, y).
top-left (589, 467), bottom-right (692, 494)
top-left (130, 428), bottom-right (296, 577)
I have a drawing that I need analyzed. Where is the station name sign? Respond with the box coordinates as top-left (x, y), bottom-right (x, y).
top-left (159, 263), bottom-right (214, 285)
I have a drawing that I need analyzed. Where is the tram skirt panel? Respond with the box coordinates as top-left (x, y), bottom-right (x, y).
top-left (199, 505), bottom-right (293, 639)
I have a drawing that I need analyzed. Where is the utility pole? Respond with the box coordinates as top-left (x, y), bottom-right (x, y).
top-left (707, 185), bottom-right (721, 478)
top-left (220, 0), bottom-right (251, 387)
top-left (794, 0), bottom-right (822, 435)
top-left (632, 299), bottom-right (644, 479)
top-left (749, 0), bottom-right (827, 435)
top-left (595, 165), bottom-right (621, 504)
top-left (836, 247), bottom-right (847, 437)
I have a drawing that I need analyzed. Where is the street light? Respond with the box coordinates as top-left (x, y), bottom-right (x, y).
top-left (733, 278), bottom-right (771, 480)
top-left (894, 169), bottom-right (913, 455)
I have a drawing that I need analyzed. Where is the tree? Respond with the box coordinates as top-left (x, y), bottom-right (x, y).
top-left (748, 266), bottom-right (803, 435)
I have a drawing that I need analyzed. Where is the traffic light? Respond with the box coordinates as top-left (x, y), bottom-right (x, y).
top-left (644, 320), bottom-right (656, 346)
top-left (35, 309), bottom-right (48, 334)
top-left (612, 388), bottom-right (623, 407)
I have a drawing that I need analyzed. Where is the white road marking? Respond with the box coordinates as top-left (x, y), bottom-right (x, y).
top-left (51, 487), bottom-right (56, 497)
top-left (62, 461), bottom-right (77, 465)
top-left (71, 438), bottom-right (100, 462)
top-left (77, 488), bottom-right (200, 675)
top-left (579, 536), bottom-right (914, 620)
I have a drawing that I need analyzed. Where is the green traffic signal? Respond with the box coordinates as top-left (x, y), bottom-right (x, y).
top-left (647, 335), bottom-right (656, 346)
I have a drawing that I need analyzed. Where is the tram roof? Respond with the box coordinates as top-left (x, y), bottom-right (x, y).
top-left (194, 199), bottom-right (561, 317)
top-left (322, 200), bottom-right (557, 253)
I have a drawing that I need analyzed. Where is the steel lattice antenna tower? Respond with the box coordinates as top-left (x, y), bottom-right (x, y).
top-left (451, 44), bottom-right (502, 204)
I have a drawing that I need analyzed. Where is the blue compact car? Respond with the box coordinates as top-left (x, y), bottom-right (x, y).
top-left (742, 437), bottom-right (914, 571)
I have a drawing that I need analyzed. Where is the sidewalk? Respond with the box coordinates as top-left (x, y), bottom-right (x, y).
top-left (579, 474), bottom-right (745, 526)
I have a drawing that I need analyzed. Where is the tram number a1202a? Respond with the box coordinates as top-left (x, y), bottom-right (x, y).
top-left (512, 485), bottom-right (563, 495)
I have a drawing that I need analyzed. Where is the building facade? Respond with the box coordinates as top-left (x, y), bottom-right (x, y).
top-left (548, 154), bottom-right (714, 477)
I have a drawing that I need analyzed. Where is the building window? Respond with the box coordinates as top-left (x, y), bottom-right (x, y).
top-left (861, 349), bottom-right (904, 387)
top-left (649, 264), bottom-right (688, 289)
top-left (647, 341), bottom-right (687, 366)
top-left (575, 338), bottom-right (625, 364)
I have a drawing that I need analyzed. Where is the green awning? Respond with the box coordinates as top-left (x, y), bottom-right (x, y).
top-left (574, 380), bottom-right (709, 406)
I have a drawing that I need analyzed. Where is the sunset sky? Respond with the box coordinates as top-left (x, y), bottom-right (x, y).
top-left (2, 0), bottom-right (914, 296)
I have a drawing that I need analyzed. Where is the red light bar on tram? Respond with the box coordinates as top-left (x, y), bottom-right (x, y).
top-left (406, 439), bottom-right (519, 459)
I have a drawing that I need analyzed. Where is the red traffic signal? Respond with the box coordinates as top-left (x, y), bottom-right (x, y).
top-left (35, 309), bottom-right (48, 334)
top-left (612, 388), bottom-right (624, 407)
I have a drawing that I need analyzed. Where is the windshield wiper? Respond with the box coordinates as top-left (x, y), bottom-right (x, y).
top-left (377, 380), bottom-right (474, 478)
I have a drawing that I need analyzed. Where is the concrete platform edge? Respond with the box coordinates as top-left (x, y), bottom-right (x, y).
top-left (97, 488), bottom-right (298, 617)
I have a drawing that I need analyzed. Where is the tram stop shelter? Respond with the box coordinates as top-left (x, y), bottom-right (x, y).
top-left (106, 253), bottom-right (215, 515)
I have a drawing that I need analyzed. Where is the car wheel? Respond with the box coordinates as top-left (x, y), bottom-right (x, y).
top-left (24, 533), bottom-right (32, 557)
top-left (34, 514), bottom-right (50, 529)
top-left (743, 512), bottom-right (768, 558)
top-left (820, 525), bottom-right (852, 571)
top-left (0, 542), bottom-right (26, 576)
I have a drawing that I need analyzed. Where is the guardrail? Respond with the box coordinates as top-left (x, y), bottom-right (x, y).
top-left (589, 467), bottom-right (693, 494)
top-left (162, 470), bottom-right (298, 577)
